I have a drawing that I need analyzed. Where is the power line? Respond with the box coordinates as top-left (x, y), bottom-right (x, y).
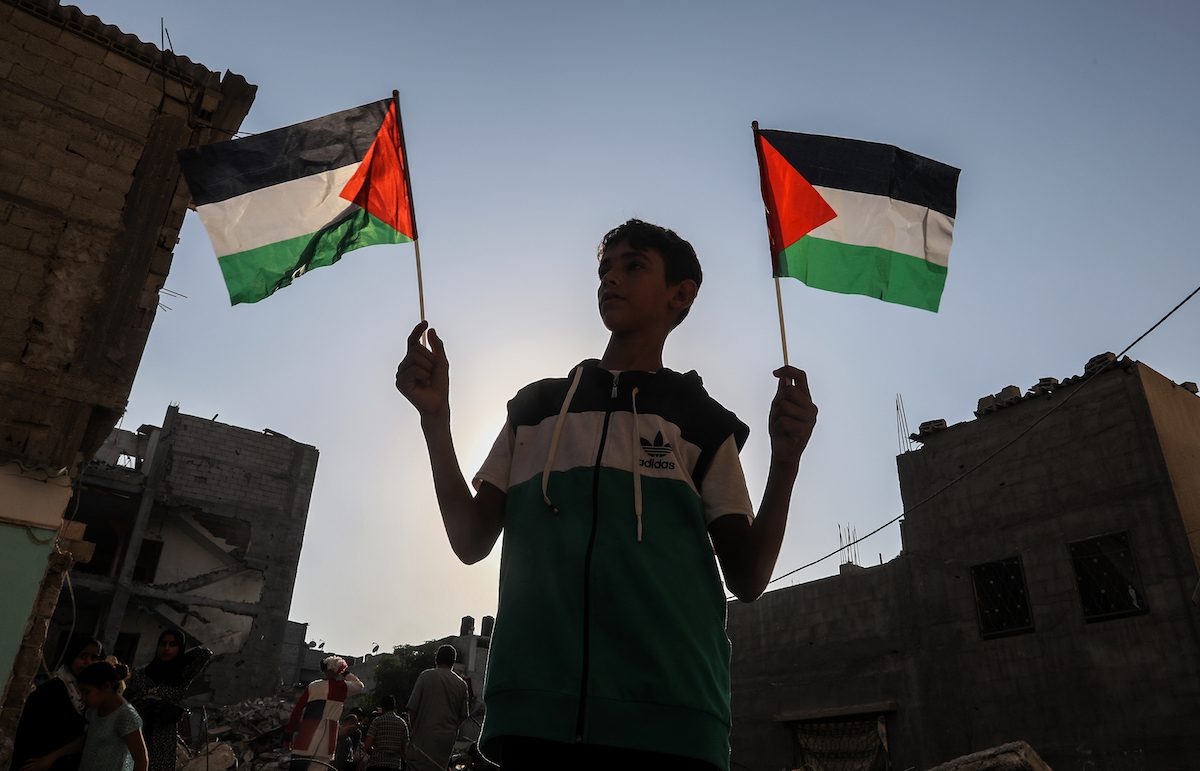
top-left (757, 281), bottom-right (1200, 593)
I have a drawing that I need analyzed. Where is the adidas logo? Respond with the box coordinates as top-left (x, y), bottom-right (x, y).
top-left (640, 432), bottom-right (673, 457)
top-left (639, 432), bottom-right (676, 469)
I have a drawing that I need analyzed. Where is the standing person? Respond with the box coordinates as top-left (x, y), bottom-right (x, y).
top-left (77, 659), bottom-right (148, 771)
top-left (332, 715), bottom-right (361, 771)
top-left (11, 636), bottom-right (103, 771)
top-left (395, 219), bottom-right (818, 770)
top-left (404, 646), bottom-right (467, 771)
top-left (284, 657), bottom-right (364, 771)
top-left (362, 697), bottom-right (407, 771)
top-left (125, 630), bottom-right (212, 771)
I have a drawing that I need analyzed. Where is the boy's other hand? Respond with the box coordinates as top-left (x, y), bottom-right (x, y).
top-left (396, 321), bottom-right (450, 423)
top-left (769, 366), bottom-right (817, 470)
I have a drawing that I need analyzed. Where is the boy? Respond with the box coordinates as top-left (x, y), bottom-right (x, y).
top-left (395, 219), bottom-right (817, 771)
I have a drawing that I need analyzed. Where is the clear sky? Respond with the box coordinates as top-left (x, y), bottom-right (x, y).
top-left (90, 0), bottom-right (1200, 655)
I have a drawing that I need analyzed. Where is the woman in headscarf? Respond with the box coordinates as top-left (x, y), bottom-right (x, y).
top-left (125, 630), bottom-right (212, 771)
top-left (10, 636), bottom-right (103, 771)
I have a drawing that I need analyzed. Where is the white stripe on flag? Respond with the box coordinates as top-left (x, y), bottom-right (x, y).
top-left (810, 186), bottom-right (955, 267)
top-left (195, 164), bottom-right (362, 256)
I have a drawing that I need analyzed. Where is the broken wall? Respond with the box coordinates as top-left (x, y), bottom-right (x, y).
top-left (148, 413), bottom-right (317, 703)
top-left (0, 0), bottom-right (255, 754)
top-left (56, 408), bottom-right (317, 705)
top-left (0, 0), bottom-right (255, 474)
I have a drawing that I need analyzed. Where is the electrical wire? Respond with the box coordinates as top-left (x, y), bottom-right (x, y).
top-left (746, 281), bottom-right (1200, 596)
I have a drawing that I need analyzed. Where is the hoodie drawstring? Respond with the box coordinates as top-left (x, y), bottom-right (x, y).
top-left (542, 365), bottom-right (585, 512)
top-left (630, 386), bottom-right (643, 541)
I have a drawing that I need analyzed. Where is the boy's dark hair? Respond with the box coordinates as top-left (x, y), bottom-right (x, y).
top-left (435, 644), bottom-right (457, 666)
top-left (78, 659), bottom-right (131, 689)
top-left (598, 219), bottom-right (702, 325)
top-left (380, 695), bottom-right (397, 711)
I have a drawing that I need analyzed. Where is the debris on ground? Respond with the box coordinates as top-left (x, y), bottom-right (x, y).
top-left (179, 692), bottom-right (296, 770)
top-left (924, 741), bottom-right (1053, 771)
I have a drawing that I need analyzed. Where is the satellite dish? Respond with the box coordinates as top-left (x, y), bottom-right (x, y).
top-left (371, 644), bottom-right (380, 654)
top-left (307, 641), bottom-right (317, 648)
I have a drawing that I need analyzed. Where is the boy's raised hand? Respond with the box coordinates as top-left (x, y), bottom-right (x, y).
top-left (396, 320), bottom-right (450, 422)
top-left (769, 366), bottom-right (817, 469)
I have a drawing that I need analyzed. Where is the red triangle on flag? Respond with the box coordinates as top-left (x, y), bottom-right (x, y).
top-left (756, 133), bottom-right (836, 272)
top-left (340, 102), bottom-right (416, 240)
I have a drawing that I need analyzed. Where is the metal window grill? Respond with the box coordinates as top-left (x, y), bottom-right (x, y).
top-left (1069, 531), bottom-right (1148, 622)
top-left (970, 556), bottom-right (1034, 638)
top-left (792, 716), bottom-right (890, 771)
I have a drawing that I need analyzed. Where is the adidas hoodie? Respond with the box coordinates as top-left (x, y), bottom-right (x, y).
top-left (472, 360), bottom-right (753, 769)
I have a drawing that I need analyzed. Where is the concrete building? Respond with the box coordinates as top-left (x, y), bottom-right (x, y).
top-left (728, 356), bottom-right (1200, 771)
top-left (280, 620), bottom-right (312, 687)
top-left (0, 0), bottom-right (254, 754)
top-left (451, 615), bottom-right (493, 745)
top-left (48, 407), bottom-right (318, 704)
top-left (452, 614), bottom-right (493, 700)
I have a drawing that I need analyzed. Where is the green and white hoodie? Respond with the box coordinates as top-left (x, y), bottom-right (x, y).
top-left (473, 360), bottom-right (753, 770)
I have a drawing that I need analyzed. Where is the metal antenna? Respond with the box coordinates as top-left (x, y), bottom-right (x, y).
top-left (897, 393), bottom-right (913, 452)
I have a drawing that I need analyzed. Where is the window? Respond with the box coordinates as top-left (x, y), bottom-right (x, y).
top-left (113, 632), bottom-right (139, 667)
top-left (970, 556), bottom-right (1034, 638)
top-left (78, 522), bottom-right (120, 577)
top-left (131, 539), bottom-right (163, 584)
top-left (1069, 532), bottom-right (1148, 622)
top-left (792, 715), bottom-right (890, 771)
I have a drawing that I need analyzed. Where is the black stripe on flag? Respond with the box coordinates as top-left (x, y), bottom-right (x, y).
top-left (759, 130), bottom-right (960, 219)
top-left (178, 99), bottom-right (391, 206)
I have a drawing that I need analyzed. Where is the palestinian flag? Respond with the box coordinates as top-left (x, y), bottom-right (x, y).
top-left (178, 98), bottom-right (415, 305)
top-left (754, 128), bottom-right (960, 312)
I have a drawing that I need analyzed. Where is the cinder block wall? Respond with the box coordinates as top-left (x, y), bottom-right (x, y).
top-left (0, 0), bottom-right (254, 472)
top-left (0, 0), bottom-right (254, 747)
top-left (164, 415), bottom-right (319, 703)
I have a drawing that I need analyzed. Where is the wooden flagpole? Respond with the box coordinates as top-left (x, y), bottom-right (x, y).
top-left (753, 120), bottom-right (790, 367)
top-left (774, 275), bottom-right (790, 368)
top-left (393, 90), bottom-right (427, 338)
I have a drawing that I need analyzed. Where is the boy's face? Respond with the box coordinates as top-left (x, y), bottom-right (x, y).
top-left (597, 242), bottom-right (694, 334)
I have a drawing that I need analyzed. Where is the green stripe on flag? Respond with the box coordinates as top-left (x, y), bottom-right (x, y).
top-left (216, 209), bottom-right (412, 305)
top-left (776, 235), bottom-right (948, 312)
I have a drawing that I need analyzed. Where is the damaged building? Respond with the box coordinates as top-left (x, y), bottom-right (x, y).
top-left (727, 355), bottom-right (1200, 771)
top-left (0, 0), bottom-right (254, 755)
top-left (49, 406), bottom-right (318, 704)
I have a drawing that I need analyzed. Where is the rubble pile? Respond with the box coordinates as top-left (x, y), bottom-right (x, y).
top-left (185, 693), bottom-right (295, 770)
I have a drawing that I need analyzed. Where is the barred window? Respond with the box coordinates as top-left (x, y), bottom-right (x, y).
top-left (970, 556), bottom-right (1034, 638)
top-left (1069, 532), bottom-right (1148, 622)
top-left (792, 716), bottom-right (890, 771)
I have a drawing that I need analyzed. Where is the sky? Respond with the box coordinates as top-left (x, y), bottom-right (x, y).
top-left (88, 0), bottom-right (1200, 655)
